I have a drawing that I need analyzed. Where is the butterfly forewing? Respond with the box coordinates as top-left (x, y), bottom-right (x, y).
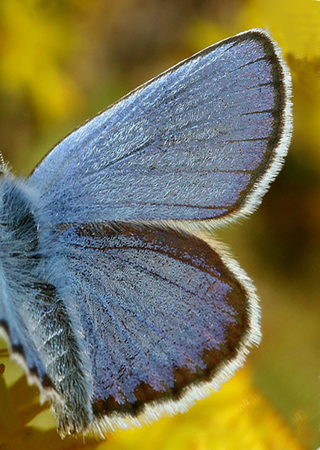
top-left (30, 30), bottom-right (290, 226)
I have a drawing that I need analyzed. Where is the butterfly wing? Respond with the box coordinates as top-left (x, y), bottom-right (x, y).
top-left (29, 29), bottom-right (292, 226)
top-left (53, 222), bottom-right (259, 433)
top-left (6, 29), bottom-right (291, 436)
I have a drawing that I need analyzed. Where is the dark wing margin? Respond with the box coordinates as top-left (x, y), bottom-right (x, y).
top-left (55, 222), bottom-right (260, 433)
top-left (29, 29), bottom-right (292, 227)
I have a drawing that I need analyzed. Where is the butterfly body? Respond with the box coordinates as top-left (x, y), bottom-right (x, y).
top-left (0, 29), bottom-right (292, 437)
top-left (0, 174), bottom-right (92, 433)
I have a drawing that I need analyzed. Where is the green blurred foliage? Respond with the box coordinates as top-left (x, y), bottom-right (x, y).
top-left (0, 0), bottom-right (319, 448)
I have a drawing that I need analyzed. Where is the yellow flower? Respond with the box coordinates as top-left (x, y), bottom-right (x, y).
top-left (0, 343), bottom-right (308, 450)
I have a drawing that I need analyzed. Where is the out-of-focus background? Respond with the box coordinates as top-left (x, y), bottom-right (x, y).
top-left (0, 1), bottom-right (319, 449)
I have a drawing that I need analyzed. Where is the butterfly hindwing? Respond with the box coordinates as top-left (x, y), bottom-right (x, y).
top-left (51, 222), bottom-right (259, 433)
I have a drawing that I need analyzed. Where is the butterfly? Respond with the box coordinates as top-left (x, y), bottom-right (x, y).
top-left (0, 29), bottom-right (292, 437)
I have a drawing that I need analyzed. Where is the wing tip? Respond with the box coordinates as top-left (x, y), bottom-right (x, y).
top-left (188, 28), bottom-right (293, 230)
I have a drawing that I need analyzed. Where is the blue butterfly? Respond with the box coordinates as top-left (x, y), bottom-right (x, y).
top-left (0, 29), bottom-right (292, 437)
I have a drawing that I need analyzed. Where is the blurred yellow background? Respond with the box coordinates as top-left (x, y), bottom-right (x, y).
top-left (0, 0), bottom-right (319, 449)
